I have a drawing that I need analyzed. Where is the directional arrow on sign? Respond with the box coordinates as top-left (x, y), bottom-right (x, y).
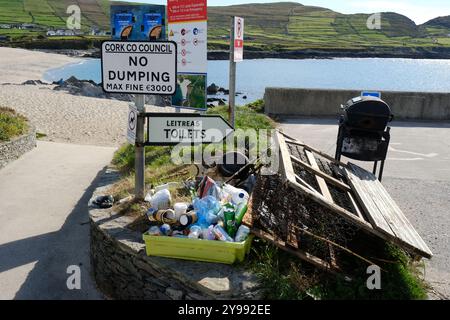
top-left (143, 113), bottom-right (234, 146)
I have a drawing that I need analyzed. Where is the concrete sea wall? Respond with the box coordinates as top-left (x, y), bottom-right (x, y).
top-left (264, 88), bottom-right (450, 120)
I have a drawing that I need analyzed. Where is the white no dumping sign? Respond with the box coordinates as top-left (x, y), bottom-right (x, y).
top-left (101, 41), bottom-right (177, 95)
top-left (145, 113), bottom-right (234, 145)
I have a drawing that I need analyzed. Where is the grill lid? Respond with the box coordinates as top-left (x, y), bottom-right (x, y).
top-left (342, 96), bottom-right (393, 131)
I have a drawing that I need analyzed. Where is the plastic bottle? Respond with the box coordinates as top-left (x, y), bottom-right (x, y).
top-left (147, 226), bottom-right (161, 236)
top-left (235, 225), bottom-right (250, 242)
top-left (193, 196), bottom-right (221, 226)
top-left (202, 225), bottom-right (216, 241)
top-left (149, 189), bottom-right (171, 210)
top-left (213, 225), bottom-right (234, 242)
top-left (160, 224), bottom-right (171, 236)
top-left (173, 203), bottom-right (188, 218)
top-left (224, 206), bottom-right (237, 237)
top-left (188, 225), bottom-right (202, 239)
top-left (234, 202), bottom-right (248, 226)
top-left (222, 184), bottom-right (249, 205)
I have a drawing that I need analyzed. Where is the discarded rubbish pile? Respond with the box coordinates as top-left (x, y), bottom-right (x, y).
top-left (104, 129), bottom-right (432, 277)
top-left (141, 174), bottom-right (257, 264)
top-left (246, 131), bottom-right (432, 276)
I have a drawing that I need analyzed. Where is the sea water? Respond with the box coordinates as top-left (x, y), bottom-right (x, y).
top-left (43, 57), bottom-right (450, 105)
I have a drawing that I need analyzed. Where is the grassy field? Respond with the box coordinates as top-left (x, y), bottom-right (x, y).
top-left (1, 1), bottom-right (450, 52)
top-left (0, 107), bottom-right (29, 142)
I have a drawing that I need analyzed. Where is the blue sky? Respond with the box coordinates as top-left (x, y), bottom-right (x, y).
top-left (134, 0), bottom-right (450, 24)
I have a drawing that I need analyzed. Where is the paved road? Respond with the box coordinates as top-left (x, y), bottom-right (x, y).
top-left (279, 118), bottom-right (450, 299)
top-left (0, 141), bottom-right (115, 299)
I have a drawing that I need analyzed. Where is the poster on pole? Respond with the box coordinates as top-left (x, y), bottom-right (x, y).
top-left (168, 0), bottom-right (208, 110)
top-left (234, 16), bottom-right (244, 62)
top-left (110, 5), bottom-right (166, 41)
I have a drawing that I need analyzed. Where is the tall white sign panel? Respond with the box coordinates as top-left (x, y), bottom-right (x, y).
top-left (234, 17), bottom-right (244, 62)
top-left (168, 22), bottom-right (207, 73)
top-left (168, 0), bottom-right (208, 74)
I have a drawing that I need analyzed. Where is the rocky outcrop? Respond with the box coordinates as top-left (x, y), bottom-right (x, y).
top-left (50, 76), bottom-right (170, 106)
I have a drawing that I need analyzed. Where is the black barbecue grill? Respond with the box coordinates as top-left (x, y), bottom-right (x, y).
top-left (335, 96), bottom-right (394, 181)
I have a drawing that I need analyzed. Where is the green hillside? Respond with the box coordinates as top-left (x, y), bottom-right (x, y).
top-left (208, 3), bottom-right (448, 50)
top-left (0, 0), bottom-right (109, 29)
top-left (1, 1), bottom-right (450, 52)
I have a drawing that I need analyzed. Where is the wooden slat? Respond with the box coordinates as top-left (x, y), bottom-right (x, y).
top-left (349, 164), bottom-right (421, 246)
top-left (290, 180), bottom-right (374, 231)
top-left (347, 191), bottom-right (365, 221)
top-left (351, 164), bottom-right (432, 256)
top-left (276, 131), bottom-right (296, 182)
top-left (328, 244), bottom-right (338, 269)
top-left (305, 150), bottom-right (334, 202)
top-left (295, 174), bottom-right (321, 195)
top-left (278, 130), bottom-right (303, 144)
top-left (251, 227), bottom-right (341, 275)
top-left (287, 221), bottom-right (299, 249)
top-left (275, 133), bottom-right (372, 230)
top-left (291, 155), bottom-right (351, 192)
top-left (286, 140), bottom-right (348, 168)
top-left (345, 163), bottom-right (432, 258)
top-left (344, 165), bottom-right (396, 238)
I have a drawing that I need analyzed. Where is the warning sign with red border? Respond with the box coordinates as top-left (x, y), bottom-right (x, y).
top-left (168, 0), bottom-right (207, 23)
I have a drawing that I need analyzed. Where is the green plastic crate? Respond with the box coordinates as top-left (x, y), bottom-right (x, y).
top-left (142, 233), bottom-right (254, 264)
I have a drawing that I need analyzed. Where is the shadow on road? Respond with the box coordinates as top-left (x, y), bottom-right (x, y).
top-left (0, 167), bottom-right (111, 300)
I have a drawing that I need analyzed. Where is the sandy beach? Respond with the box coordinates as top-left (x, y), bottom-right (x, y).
top-left (0, 47), bottom-right (184, 147)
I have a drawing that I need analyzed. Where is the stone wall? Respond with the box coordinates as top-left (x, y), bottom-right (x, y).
top-left (89, 169), bottom-right (262, 300)
top-left (264, 87), bottom-right (450, 120)
top-left (0, 125), bottom-right (36, 170)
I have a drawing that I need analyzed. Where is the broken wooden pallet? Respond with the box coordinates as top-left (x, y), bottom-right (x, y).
top-left (275, 130), bottom-right (432, 259)
top-left (243, 196), bottom-right (342, 275)
top-left (344, 163), bottom-right (432, 259)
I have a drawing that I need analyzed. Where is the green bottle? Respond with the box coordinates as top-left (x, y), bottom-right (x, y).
top-left (235, 202), bottom-right (248, 226)
top-left (224, 206), bottom-right (237, 238)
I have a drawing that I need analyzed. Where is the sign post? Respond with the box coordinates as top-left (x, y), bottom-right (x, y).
top-left (229, 18), bottom-right (236, 127)
top-left (229, 16), bottom-right (244, 128)
top-left (102, 40), bottom-right (177, 199)
top-left (135, 95), bottom-right (146, 199)
top-left (109, 4), bottom-right (173, 200)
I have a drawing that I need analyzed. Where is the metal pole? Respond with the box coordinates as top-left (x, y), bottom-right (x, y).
top-left (135, 94), bottom-right (146, 200)
top-left (229, 17), bottom-right (236, 128)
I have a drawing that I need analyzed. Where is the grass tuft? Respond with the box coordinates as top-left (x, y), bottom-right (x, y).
top-left (0, 107), bottom-right (28, 142)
